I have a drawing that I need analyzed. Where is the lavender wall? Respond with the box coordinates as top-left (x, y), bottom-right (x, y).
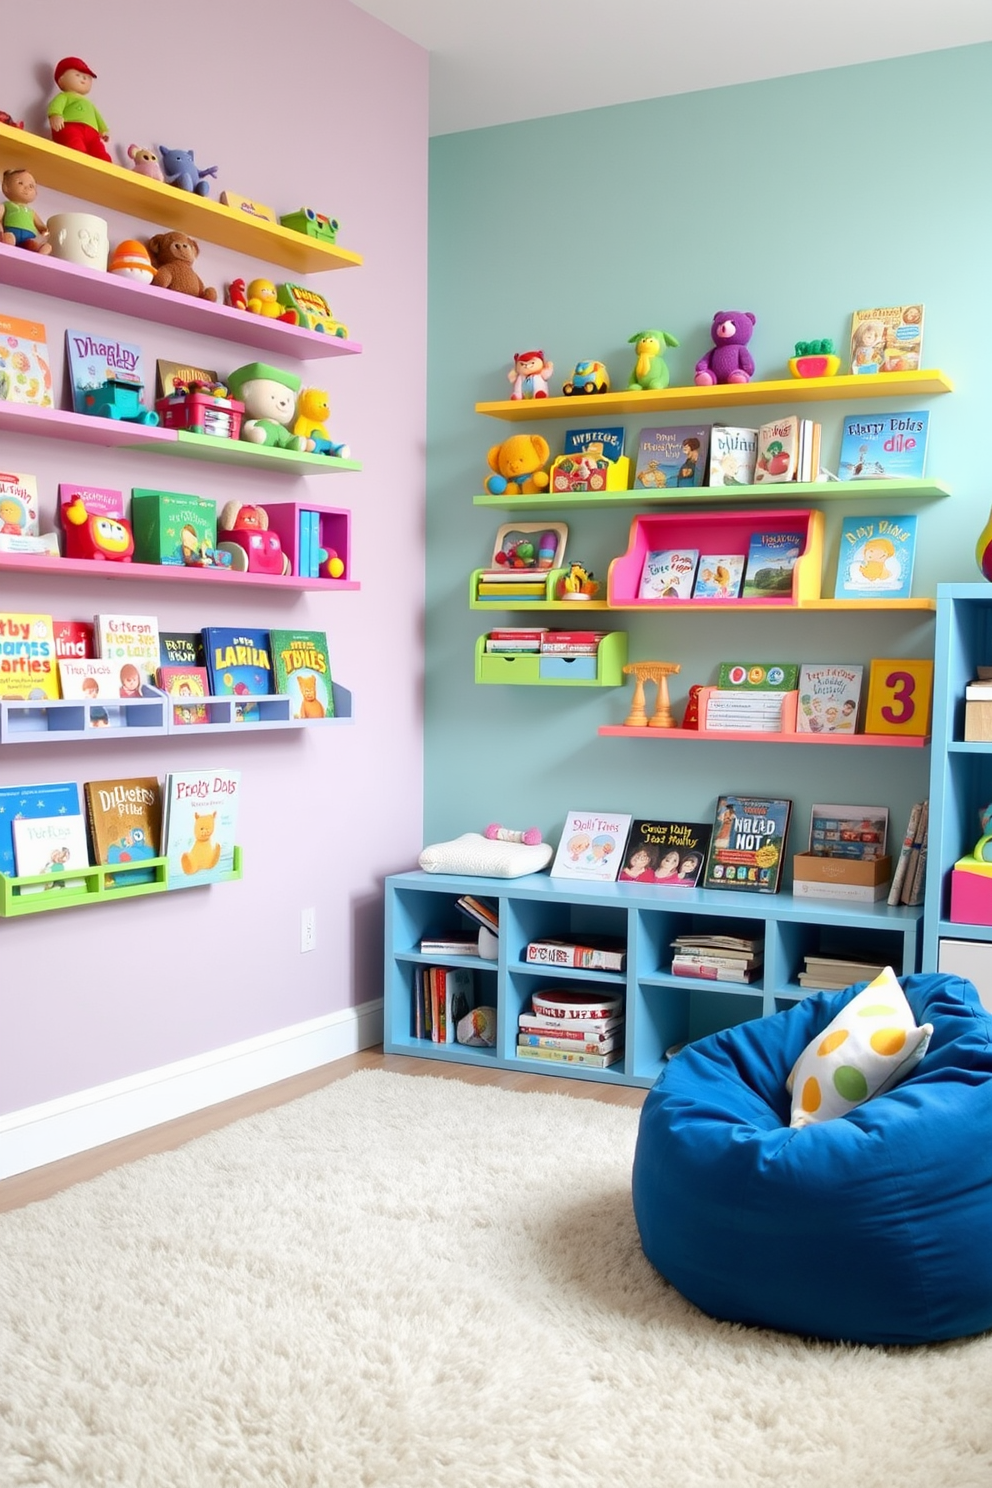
top-left (0, 3), bottom-right (428, 1114)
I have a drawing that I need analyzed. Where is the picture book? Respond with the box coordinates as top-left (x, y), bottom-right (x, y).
top-left (703, 794), bottom-right (792, 894)
top-left (796, 663), bottom-right (864, 734)
top-left (562, 426), bottom-right (625, 463)
top-left (0, 780), bottom-right (82, 881)
top-left (94, 614), bottom-right (161, 692)
top-left (633, 426), bottom-right (710, 490)
top-left (0, 314), bottom-right (53, 407)
top-left (619, 820), bottom-right (712, 886)
top-left (550, 810), bottom-right (632, 882)
top-left (52, 620), bottom-right (94, 660)
top-left (65, 328), bottom-right (150, 415)
top-left (57, 659), bottom-right (121, 726)
top-left (57, 484), bottom-right (125, 526)
top-left (0, 612), bottom-right (58, 700)
top-left (268, 629), bottom-right (334, 719)
top-left (162, 769), bottom-right (240, 890)
top-left (833, 514), bottom-right (917, 600)
top-left (157, 664), bottom-right (210, 725)
top-left (741, 530), bottom-right (803, 598)
top-left (155, 358), bottom-right (220, 398)
top-left (0, 471), bottom-right (38, 536)
top-left (717, 662), bottom-right (799, 691)
top-left (707, 426), bottom-right (758, 487)
top-left (754, 417), bottom-right (801, 483)
top-left (12, 813), bottom-right (90, 894)
top-left (692, 555), bottom-right (745, 599)
top-left (84, 777), bottom-right (163, 887)
top-left (837, 411), bottom-right (930, 482)
top-left (850, 304), bottom-right (924, 375)
top-left (638, 549), bottom-right (699, 600)
top-left (158, 631), bottom-right (205, 667)
top-left (201, 626), bottom-right (273, 723)
top-left (808, 804), bottom-right (888, 860)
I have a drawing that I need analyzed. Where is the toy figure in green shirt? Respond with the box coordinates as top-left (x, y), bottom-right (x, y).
top-left (47, 56), bottom-right (111, 162)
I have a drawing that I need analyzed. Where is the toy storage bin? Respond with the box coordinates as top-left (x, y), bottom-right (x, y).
top-left (155, 390), bottom-right (244, 439)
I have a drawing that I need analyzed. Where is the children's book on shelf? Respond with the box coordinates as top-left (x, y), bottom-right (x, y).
top-left (707, 426), bottom-right (758, 487)
top-left (717, 662), bottom-right (799, 691)
top-left (84, 776), bottom-right (163, 887)
top-left (618, 820), bottom-right (711, 886)
top-left (796, 663), bottom-right (863, 734)
top-left (550, 810), bottom-right (632, 882)
top-left (638, 548), bottom-right (699, 599)
top-left (741, 530), bottom-right (803, 598)
top-left (888, 800), bottom-right (928, 907)
top-left (530, 987), bottom-right (624, 1021)
top-left (201, 626), bottom-right (273, 723)
top-left (703, 794), bottom-right (792, 893)
top-left (57, 484), bottom-right (126, 527)
top-left (12, 812), bottom-right (90, 895)
top-left (753, 418), bottom-right (820, 484)
top-left (65, 327), bottom-right (151, 415)
top-left (0, 471), bottom-right (38, 536)
top-left (833, 514), bottom-right (917, 600)
top-left (562, 426), bottom-right (625, 462)
top-left (525, 936), bottom-right (627, 972)
top-left (633, 425), bottom-right (710, 490)
top-left (159, 630), bottom-right (206, 667)
top-left (808, 803), bottom-right (888, 860)
top-left (518, 1011), bottom-right (624, 1038)
top-left (57, 659), bottom-right (121, 727)
top-left (161, 768), bottom-right (240, 890)
top-left (0, 780), bottom-right (82, 883)
top-left (94, 613), bottom-right (161, 693)
top-left (0, 612), bottom-right (58, 700)
top-left (849, 304), bottom-right (924, 375)
top-left (157, 664), bottom-right (210, 725)
top-left (691, 554), bottom-right (745, 599)
top-left (837, 411), bottom-right (930, 482)
top-left (155, 358), bottom-right (220, 398)
top-left (52, 620), bottom-right (95, 660)
top-left (456, 894), bottom-right (499, 933)
top-left (516, 1043), bottom-right (622, 1069)
top-left (0, 314), bottom-right (53, 407)
top-left (268, 629), bottom-right (334, 719)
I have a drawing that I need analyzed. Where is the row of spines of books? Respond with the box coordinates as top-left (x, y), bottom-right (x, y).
top-left (483, 629), bottom-right (606, 655)
top-left (516, 987), bottom-right (624, 1068)
top-left (888, 801), bottom-right (929, 906)
top-left (0, 770), bottom-right (240, 895)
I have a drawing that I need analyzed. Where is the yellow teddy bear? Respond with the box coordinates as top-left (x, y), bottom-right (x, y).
top-left (484, 434), bottom-right (551, 496)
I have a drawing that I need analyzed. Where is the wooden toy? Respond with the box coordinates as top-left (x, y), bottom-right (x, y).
top-left (48, 57), bottom-right (110, 161)
top-left (158, 146), bottom-right (217, 196)
top-left (562, 360), bottom-right (609, 395)
top-left (147, 231), bottom-right (218, 301)
top-left (622, 662), bottom-right (681, 728)
top-left (789, 340), bottom-right (841, 378)
top-left (485, 824), bottom-right (543, 846)
top-left (279, 207), bottom-right (339, 242)
top-left (226, 362), bottom-right (311, 452)
top-left (81, 376), bottom-right (159, 425)
top-left (216, 501), bottom-right (291, 575)
top-left (694, 311), bottom-right (756, 386)
top-left (627, 329), bottom-right (679, 391)
top-left (864, 658), bottom-right (933, 738)
top-left (293, 388), bottom-right (350, 458)
top-left (276, 282), bottom-right (348, 336)
top-left (126, 145), bottom-right (163, 180)
top-left (1, 169), bottom-right (50, 254)
top-left (108, 239), bottom-right (154, 281)
top-left (62, 494), bottom-right (133, 561)
top-left (508, 350), bottom-right (553, 400)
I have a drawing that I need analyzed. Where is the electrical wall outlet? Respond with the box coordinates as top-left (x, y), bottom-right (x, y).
top-left (300, 906), bottom-right (316, 953)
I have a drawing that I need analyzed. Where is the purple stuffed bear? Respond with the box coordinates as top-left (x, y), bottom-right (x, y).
top-left (695, 311), bottom-right (756, 386)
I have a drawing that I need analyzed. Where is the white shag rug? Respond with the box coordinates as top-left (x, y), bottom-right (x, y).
top-left (2, 1069), bottom-right (991, 1488)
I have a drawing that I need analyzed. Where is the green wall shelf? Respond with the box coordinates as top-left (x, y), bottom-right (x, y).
top-left (475, 631), bottom-right (627, 686)
top-left (473, 478), bottom-right (952, 512)
top-left (0, 847), bottom-right (243, 918)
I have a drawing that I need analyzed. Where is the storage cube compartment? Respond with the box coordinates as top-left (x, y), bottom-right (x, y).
top-left (607, 507), bottom-right (824, 608)
top-left (130, 488), bottom-right (217, 566)
top-left (263, 502), bottom-right (352, 581)
top-left (475, 631), bottom-right (627, 686)
top-left (775, 918), bottom-right (915, 996)
top-left (638, 908), bottom-right (766, 981)
top-left (950, 862), bottom-right (992, 926)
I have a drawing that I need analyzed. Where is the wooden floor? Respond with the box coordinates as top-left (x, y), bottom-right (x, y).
top-left (0, 1048), bottom-right (647, 1216)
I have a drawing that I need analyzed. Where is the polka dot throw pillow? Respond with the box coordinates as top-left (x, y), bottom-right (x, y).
top-left (787, 967), bottom-right (933, 1128)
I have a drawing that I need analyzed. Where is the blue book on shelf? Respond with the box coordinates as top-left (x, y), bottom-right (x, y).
top-left (298, 508), bottom-right (311, 579)
top-left (308, 509), bottom-right (321, 577)
top-left (837, 411), bottom-right (929, 482)
top-left (0, 781), bottom-right (82, 879)
top-left (834, 514), bottom-right (917, 600)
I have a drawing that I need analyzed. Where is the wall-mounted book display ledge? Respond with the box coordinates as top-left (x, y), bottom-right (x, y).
top-left (0, 848), bottom-right (243, 919)
top-left (473, 478), bottom-right (952, 512)
top-left (0, 550), bottom-right (359, 593)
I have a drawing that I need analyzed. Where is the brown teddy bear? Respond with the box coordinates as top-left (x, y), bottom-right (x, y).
top-left (146, 230), bottom-right (217, 300)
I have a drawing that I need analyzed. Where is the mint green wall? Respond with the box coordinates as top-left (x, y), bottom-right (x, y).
top-left (425, 45), bottom-right (991, 861)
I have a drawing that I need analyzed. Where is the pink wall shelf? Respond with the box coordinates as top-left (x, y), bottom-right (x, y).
top-left (263, 503), bottom-right (352, 583)
top-left (0, 244), bottom-right (362, 361)
top-left (0, 550), bottom-right (359, 592)
top-left (597, 724), bottom-right (928, 748)
top-left (0, 402), bottom-right (175, 448)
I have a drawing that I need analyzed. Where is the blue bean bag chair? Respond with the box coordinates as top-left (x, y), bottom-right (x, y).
top-left (631, 973), bottom-right (992, 1344)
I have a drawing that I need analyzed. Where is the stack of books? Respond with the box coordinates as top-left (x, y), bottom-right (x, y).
top-left (670, 932), bottom-right (763, 983)
top-left (797, 954), bottom-right (888, 991)
top-left (476, 569), bottom-right (548, 601)
top-left (516, 986), bottom-right (624, 1068)
top-left (483, 628), bottom-right (547, 654)
top-left (702, 690), bottom-right (792, 732)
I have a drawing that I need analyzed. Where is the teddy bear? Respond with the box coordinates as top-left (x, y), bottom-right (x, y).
top-left (146, 231), bottom-right (217, 300)
top-left (484, 434), bottom-right (551, 496)
top-left (694, 311), bottom-right (756, 385)
top-left (225, 362), bottom-right (312, 451)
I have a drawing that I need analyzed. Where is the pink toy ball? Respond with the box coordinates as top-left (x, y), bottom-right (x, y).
top-left (694, 310), bottom-right (756, 386)
top-left (485, 823), bottom-right (542, 846)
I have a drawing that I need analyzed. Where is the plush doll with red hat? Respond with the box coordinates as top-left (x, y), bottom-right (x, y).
top-left (47, 57), bottom-right (111, 162)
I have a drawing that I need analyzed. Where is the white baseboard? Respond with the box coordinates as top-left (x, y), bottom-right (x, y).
top-left (0, 1000), bottom-right (383, 1180)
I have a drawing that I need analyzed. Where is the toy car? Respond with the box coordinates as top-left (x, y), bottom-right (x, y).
top-left (276, 283), bottom-right (348, 337)
top-left (278, 208), bottom-right (340, 244)
top-left (81, 377), bottom-right (159, 425)
top-left (562, 360), bottom-right (610, 396)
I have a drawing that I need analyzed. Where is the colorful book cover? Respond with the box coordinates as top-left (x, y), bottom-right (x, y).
top-left (159, 631), bottom-right (206, 667)
top-left (268, 630), bottom-right (334, 719)
top-left (84, 777), bottom-right (163, 887)
top-left (65, 327), bottom-right (150, 415)
top-left (52, 620), bottom-right (95, 660)
top-left (0, 471), bottom-right (38, 535)
top-left (717, 662), bottom-right (799, 691)
top-left (550, 810), bottom-right (632, 882)
top-left (0, 612), bottom-right (58, 700)
top-left (57, 484), bottom-right (126, 527)
top-left (201, 626), bottom-right (273, 723)
top-left (158, 664), bottom-right (210, 725)
top-left (834, 514), bottom-right (917, 600)
top-left (618, 820), bottom-right (712, 886)
top-left (93, 613), bottom-right (161, 692)
top-left (703, 794), bottom-right (792, 894)
top-left (562, 426), bottom-right (625, 462)
top-left (633, 425), bottom-right (710, 489)
top-left (12, 813), bottom-right (90, 894)
top-left (850, 304), bottom-right (924, 375)
top-left (0, 314), bottom-right (53, 407)
top-left (796, 664), bottom-right (864, 733)
top-left (638, 548), bottom-right (699, 599)
top-left (741, 531), bottom-right (803, 598)
top-left (57, 659), bottom-right (121, 728)
top-left (0, 780), bottom-right (81, 880)
top-left (707, 426), bottom-right (758, 487)
top-left (837, 412), bottom-right (930, 481)
top-left (753, 417), bottom-right (800, 483)
top-left (162, 768), bottom-right (240, 890)
top-left (692, 555), bottom-right (745, 598)
top-left (155, 358), bottom-right (220, 398)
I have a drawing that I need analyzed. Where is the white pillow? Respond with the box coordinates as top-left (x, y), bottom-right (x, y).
top-left (787, 966), bottom-right (933, 1128)
top-left (418, 831), bottom-right (552, 879)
